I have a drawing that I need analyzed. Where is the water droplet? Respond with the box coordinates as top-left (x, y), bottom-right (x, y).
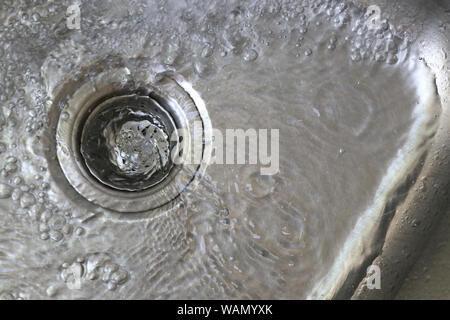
top-left (201, 43), bottom-right (214, 58)
top-left (49, 216), bottom-right (66, 230)
top-left (60, 112), bottom-right (69, 121)
top-left (11, 189), bottom-right (22, 201)
top-left (243, 49), bottom-right (258, 62)
top-left (40, 232), bottom-right (49, 240)
top-left (75, 226), bottom-right (85, 236)
top-left (20, 193), bottom-right (35, 208)
top-left (49, 230), bottom-right (63, 241)
top-left (0, 183), bottom-right (13, 199)
top-left (46, 285), bottom-right (58, 297)
top-left (12, 176), bottom-right (22, 185)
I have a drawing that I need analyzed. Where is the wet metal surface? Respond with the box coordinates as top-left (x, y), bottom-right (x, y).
top-left (0, 0), bottom-right (449, 299)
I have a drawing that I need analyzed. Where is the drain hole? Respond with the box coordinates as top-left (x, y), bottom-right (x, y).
top-left (80, 95), bottom-right (178, 192)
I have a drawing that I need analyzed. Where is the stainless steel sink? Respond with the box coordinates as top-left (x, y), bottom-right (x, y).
top-left (0, 0), bottom-right (448, 300)
top-left (347, 0), bottom-right (450, 299)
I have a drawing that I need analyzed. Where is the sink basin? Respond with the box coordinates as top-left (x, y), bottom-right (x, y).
top-left (0, 0), bottom-right (448, 299)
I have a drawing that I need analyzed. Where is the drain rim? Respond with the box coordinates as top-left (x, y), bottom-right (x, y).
top-left (55, 70), bottom-right (211, 213)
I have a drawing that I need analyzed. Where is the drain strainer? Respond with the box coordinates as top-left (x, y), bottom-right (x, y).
top-left (55, 70), bottom-right (211, 213)
top-left (80, 94), bottom-right (177, 192)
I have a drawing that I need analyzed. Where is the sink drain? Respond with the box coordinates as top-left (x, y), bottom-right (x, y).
top-left (80, 94), bottom-right (177, 192)
top-left (55, 70), bottom-right (211, 213)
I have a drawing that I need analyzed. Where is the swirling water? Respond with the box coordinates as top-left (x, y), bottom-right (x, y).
top-left (0, 0), bottom-right (441, 299)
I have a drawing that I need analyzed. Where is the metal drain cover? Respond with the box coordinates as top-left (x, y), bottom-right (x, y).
top-left (55, 71), bottom-right (211, 213)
